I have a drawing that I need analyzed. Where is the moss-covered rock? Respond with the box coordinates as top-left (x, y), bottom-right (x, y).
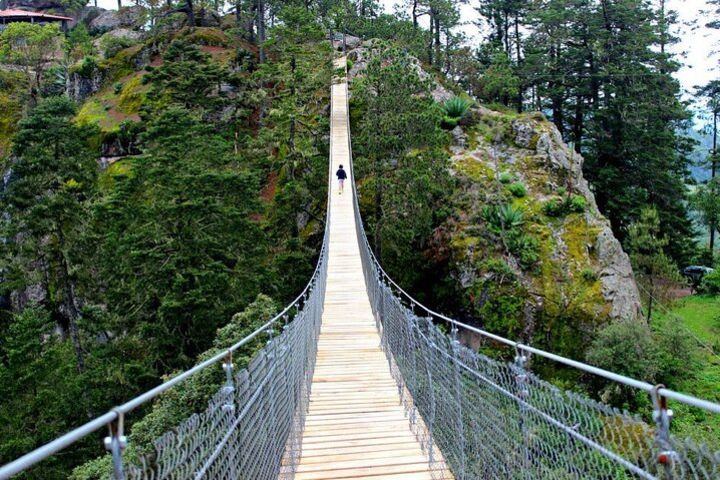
top-left (443, 108), bottom-right (640, 355)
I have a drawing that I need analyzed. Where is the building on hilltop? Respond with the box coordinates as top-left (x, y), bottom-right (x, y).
top-left (0, 7), bottom-right (72, 31)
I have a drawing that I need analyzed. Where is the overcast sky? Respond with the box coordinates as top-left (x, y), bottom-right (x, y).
top-left (97, 0), bottom-right (718, 101)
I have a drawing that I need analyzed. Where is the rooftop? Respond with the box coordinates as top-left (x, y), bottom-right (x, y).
top-left (0, 8), bottom-right (72, 21)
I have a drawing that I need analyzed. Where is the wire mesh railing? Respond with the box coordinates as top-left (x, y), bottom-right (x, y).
top-left (0, 222), bottom-right (329, 480)
top-left (4, 53), bottom-right (720, 480)
top-left (339, 61), bottom-right (720, 479)
top-left (0, 101), bottom-right (334, 480)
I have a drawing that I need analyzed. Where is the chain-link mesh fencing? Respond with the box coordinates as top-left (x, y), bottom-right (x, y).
top-left (333, 47), bottom-right (720, 476)
top-left (351, 186), bottom-right (720, 480)
top-left (124, 231), bottom-right (328, 480)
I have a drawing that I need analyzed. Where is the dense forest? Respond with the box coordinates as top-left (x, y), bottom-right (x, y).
top-left (1, 0), bottom-right (719, 477)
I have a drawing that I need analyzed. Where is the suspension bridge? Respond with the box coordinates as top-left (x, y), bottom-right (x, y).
top-left (2, 57), bottom-right (720, 480)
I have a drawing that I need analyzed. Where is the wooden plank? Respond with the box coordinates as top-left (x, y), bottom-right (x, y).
top-left (284, 58), bottom-right (453, 480)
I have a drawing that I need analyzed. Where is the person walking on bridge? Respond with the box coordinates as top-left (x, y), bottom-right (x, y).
top-left (336, 164), bottom-right (347, 194)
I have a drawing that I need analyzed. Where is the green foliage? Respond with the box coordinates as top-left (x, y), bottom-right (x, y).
top-left (627, 207), bottom-right (683, 316)
top-left (543, 194), bottom-right (587, 217)
top-left (0, 69), bottom-right (25, 158)
top-left (568, 194), bottom-right (587, 213)
top-left (691, 177), bottom-right (720, 250)
top-left (477, 50), bottom-right (520, 106)
top-left (0, 27), bottom-right (332, 477)
top-left (66, 24), bottom-right (94, 62)
top-left (353, 44), bottom-right (448, 289)
top-left (0, 98), bottom-right (100, 473)
top-left (507, 181), bottom-right (527, 197)
top-left (0, 23), bottom-right (62, 100)
top-left (543, 197), bottom-right (565, 217)
top-left (581, 268), bottom-right (599, 282)
top-left (71, 55), bottom-right (99, 78)
top-left (145, 40), bottom-right (228, 114)
top-left (587, 318), bottom-right (701, 408)
top-left (443, 96), bottom-right (471, 119)
top-left (701, 269), bottom-right (720, 294)
top-left (499, 172), bottom-right (512, 184)
top-left (99, 34), bottom-right (137, 59)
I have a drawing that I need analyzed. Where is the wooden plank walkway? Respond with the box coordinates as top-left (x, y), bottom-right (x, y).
top-left (292, 59), bottom-right (453, 480)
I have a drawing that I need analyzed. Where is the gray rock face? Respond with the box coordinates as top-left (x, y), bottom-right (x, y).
top-left (331, 33), bottom-right (362, 51)
top-left (89, 6), bottom-right (142, 31)
top-left (595, 226), bottom-right (642, 320)
top-left (512, 120), bottom-right (535, 149)
top-left (450, 126), bottom-right (467, 153)
top-left (68, 69), bottom-right (103, 103)
top-left (529, 120), bottom-right (640, 318)
top-left (454, 117), bottom-right (641, 322)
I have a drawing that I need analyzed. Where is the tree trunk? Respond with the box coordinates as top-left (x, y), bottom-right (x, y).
top-left (186, 0), bottom-right (195, 27)
top-left (56, 230), bottom-right (85, 375)
top-left (412, 0), bottom-right (418, 29)
top-left (572, 95), bottom-right (583, 152)
top-left (257, 0), bottom-right (266, 63)
top-left (428, 12), bottom-right (434, 65)
top-left (711, 110), bottom-right (717, 252)
top-left (514, 14), bottom-right (522, 112)
top-left (117, 0), bottom-right (121, 10)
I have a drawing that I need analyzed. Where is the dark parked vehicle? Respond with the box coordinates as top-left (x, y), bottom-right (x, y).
top-left (682, 265), bottom-right (715, 291)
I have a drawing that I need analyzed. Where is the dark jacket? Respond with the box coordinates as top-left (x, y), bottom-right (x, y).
top-left (336, 168), bottom-right (347, 180)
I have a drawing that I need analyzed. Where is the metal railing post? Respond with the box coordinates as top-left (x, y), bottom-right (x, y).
top-left (652, 385), bottom-right (677, 479)
top-left (104, 412), bottom-right (127, 480)
top-left (423, 317), bottom-right (437, 467)
top-left (514, 349), bottom-right (531, 479)
top-left (222, 352), bottom-right (237, 480)
top-left (451, 326), bottom-right (466, 479)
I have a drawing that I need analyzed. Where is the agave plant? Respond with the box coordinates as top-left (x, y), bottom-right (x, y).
top-left (498, 204), bottom-right (524, 228)
top-left (481, 204), bottom-right (524, 232)
top-left (443, 96), bottom-right (471, 119)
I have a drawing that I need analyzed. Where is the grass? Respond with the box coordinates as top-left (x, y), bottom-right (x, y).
top-left (652, 294), bottom-right (720, 445)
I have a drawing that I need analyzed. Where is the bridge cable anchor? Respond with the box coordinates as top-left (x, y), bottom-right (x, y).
top-left (104, 410), bottom-right (127, 480)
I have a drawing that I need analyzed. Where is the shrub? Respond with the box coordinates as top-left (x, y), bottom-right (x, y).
top-left (346, 58), bottom-right (353, 71)
top-left (569, 194), bottom-right (587, 213)
top-left (499, 172), bottom-right (512, 184)
top-left (701, 269), bottom-right (720, 294)
top-left (508, 182), bottom-right (527, 198)
top-left (543, 195), bottom-right (587, 217)
top-left (443, 96), bottom-right (471, 119)
top-left (542, 198), bottom-right (565, 217)
top-left (498, 204), bottom-right (524, 228)
top-left (509, 234), bottom-right (539, 269)
top-left (71, 55), bottom-right (98, 78)
top-left (441, 115), bottom-right (459, 129)
top-left (556, 186), bottom-right (567, 196)
top-left (100, 35), bottom-right (136, 59)
top-left (481, 204), bottom-right (524, 231)
top-left (580, 268), bottom-right (598, 282)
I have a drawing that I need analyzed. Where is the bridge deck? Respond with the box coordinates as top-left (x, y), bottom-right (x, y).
top-left (292, 59), bottom-right (452, 480)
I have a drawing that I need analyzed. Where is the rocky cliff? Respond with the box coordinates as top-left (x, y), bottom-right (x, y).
top-left (347, 42), bottom-right (641, 355)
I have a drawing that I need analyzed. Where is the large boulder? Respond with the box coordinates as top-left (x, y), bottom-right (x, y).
top-left (89, 6), bottom-right (143, 32)
top-left (449, 112), bottom-right (642, 324)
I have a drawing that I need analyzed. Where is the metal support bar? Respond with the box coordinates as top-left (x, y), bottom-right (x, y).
top-left (104, 411), bottom-right (127, 480)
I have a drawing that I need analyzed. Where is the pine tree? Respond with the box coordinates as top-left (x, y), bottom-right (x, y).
top-left (1, 96), bottom-right (98, 376)
top-left (353, 46), bottom-right (444, 258)
top-left (626, 207), bottom-right (681, 320)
